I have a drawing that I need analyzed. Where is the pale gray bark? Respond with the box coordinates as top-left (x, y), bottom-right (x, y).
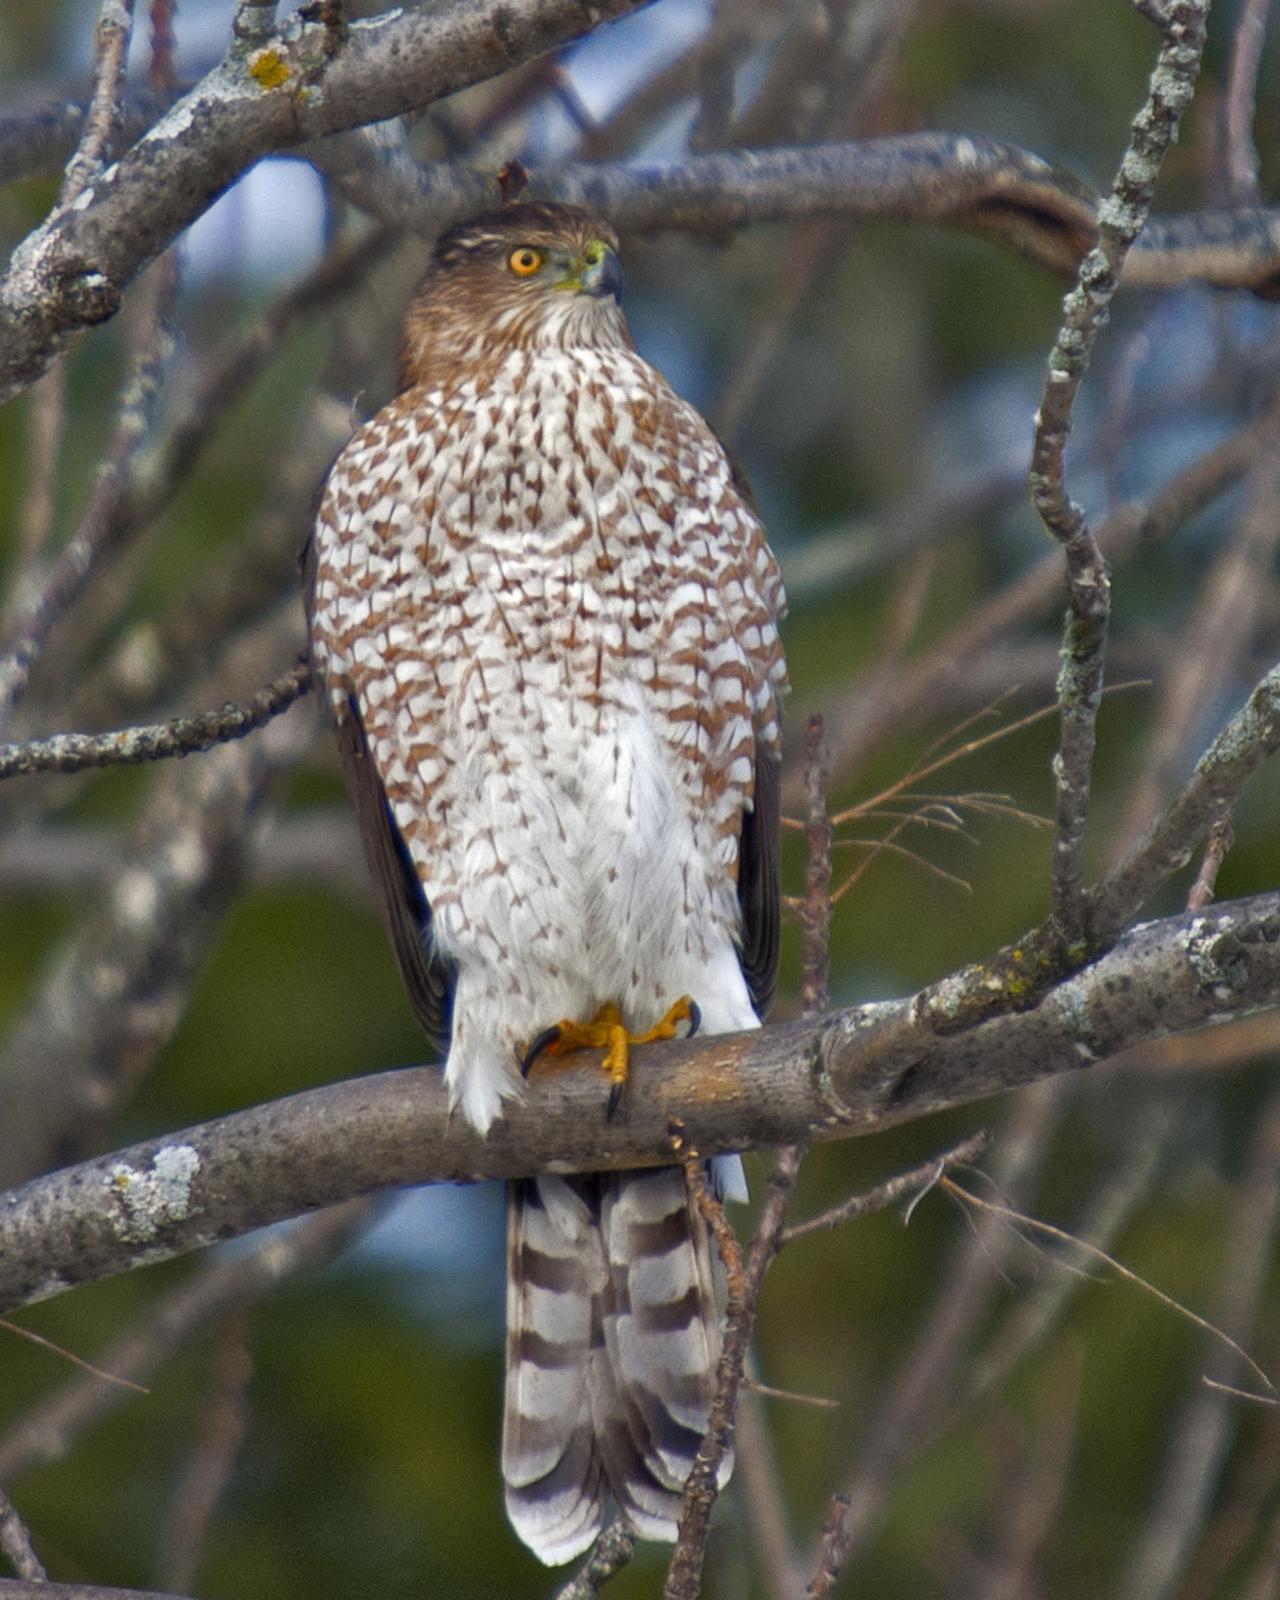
top-left (2, 889), bottom-right (1277, 1316)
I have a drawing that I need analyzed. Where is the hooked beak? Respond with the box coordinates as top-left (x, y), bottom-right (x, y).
top-left (580, 247), bottom-right (624, 303)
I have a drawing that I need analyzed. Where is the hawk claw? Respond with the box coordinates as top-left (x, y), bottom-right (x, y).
top-left (522, 997), bottom-right (700, 1115)
top-left (521, 1024), bottom-right (563, 1078)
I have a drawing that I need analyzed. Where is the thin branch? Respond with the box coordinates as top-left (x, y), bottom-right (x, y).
top-left (801, 715), bottom-right (832, 1017)
top-left (668, 718), bottom-right (833, 1591)
top-left (58, 0), bottom-right (137, 207)
top-left (0, 1585), bottom-right (194, 1599)
top-left (809, 1082), bottom-right (1064, 1581)
top-left (1223, 0), bottom-right (1271, 205)
top-left (804, 1492), bottom-right (852, 1600)
top-left (939, 1177), bottom-right (1275, 1397)
top-left (1112, 1083), bottom-right (1280, 1599)
top-left (664, 1129), bottom-right (749, 1600)
top-left (0, 1318), bottom-right (148, 1396)
top-left (551, 1523), bottom-right (636, 1600)
top-left (0, 662), bottom-right (310, 781)
top-left (0, 1489), bottom-right (46, 1584)
top-left (0, 265), bottom-right (177, 729)
top-left (1091, 651), bottom-right (1280, 942)
top-left (897, 649), bottom-right (1280, 1040)
top-left (0, 1202), bottom-right (373, 1484)
top-left (155, 1309), bottom-right (252, 1594)
top-left (781, 1132), bottom-right (990, 1244)
top-left (1030, 0), bottom-right (1209, 938)
top-left (1186, 808), bottom-right (1234, 912)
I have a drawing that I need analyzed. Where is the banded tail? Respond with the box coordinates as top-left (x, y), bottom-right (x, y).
top-left (503, 1167), bottom-right (730, 1565)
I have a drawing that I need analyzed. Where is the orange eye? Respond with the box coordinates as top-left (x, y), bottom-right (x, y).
top-left (508, 247), bottom-right (544, 277)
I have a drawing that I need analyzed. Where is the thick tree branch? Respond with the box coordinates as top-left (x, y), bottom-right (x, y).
top-left (0, 0), bottom-right (652, 403)
top-left (3, 891), bottom-right (1279, 1316)
top-left (9, 99), bottom-right (1280, 408)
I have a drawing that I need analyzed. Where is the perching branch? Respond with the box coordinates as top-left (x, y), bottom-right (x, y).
top-left (3, 889), bottom-right (1280, 1316)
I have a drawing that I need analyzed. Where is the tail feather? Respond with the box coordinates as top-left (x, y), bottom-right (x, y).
top-left (504, 1177), bottom-right (607, 1562)
top-left (502, 1168), bottom-right (728, 1565)
top-left (602, 1169), bottom-right (725, 1478)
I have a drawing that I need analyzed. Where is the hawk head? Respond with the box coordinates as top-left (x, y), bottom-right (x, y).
top-left (399, 202), bottom-right (631, 389)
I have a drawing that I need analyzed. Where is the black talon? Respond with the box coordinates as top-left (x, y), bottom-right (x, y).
top-left (686, 1000), bottom-right (701, 1039)
top-left (521, 1024), bottom-right (562, 1078)
top-left (606, 1078), bottom-right (624, 1122)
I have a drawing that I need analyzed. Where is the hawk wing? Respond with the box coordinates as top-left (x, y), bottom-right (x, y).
top-left (718, 437), bottom-right (783, 1021)
top-left (737, 750), bottom-right (780, 1019)
top-left (300, 531), bottom-right (455, 1056)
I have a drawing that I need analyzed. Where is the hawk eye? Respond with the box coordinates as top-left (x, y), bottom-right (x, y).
top-left (508, 247), bottom-right (545, 277)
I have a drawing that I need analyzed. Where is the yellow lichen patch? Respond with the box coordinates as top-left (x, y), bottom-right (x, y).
top-left (248, 47), bottom-right (290, 89)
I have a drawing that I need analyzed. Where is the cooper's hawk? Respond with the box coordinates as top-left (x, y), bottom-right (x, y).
top-left (305, 202), bottom-right (787, 1564)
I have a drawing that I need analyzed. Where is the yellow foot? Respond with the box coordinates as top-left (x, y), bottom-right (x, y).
top-left (521, 996), bottom-right (701, 1119)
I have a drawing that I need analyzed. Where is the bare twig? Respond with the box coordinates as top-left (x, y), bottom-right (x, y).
top-left (781, 1132), bottom-right (990, 1244)
top-left (665, 1126), bottom-right (749, 1600)
top-left (0, 1202), bottom-right (372, 1485)
top-left (0, 1488), bottom-right (46, 1583)
top-left (1114, 425), bottom-right (1280, 859)
top-left (809, 1082), bottom-right (1063, 1580)
top-left (1113, 1084), bottom-right (1280, 1599)
top-left (155, 1310), bottom-right (253, 1593)
top-left (801, 715), bottom-right (832, 1018)
top-left (679, 718), bottom-right (833, 1594)
top-left (940, 1176), bottom-right (1275, 1397)
top-left (1186, 808), bottom-right (1234, 912)
top-left (1030, 0), bottom-right (1209, 939)
top-left (0, 269), bottom-right (177, 730)
top-left (0, 1318), bottom-right (148, 1396)
top-left (59, 0), bottom-right (137, 206)
top-left (551, 1522), bottom-right (636, 1600)
top-left (0, 662), bottom-right (310, 781)
top-left (1223, 0), bottom-right (1271, 204)
top-left (804, 1492), bottom-right (852, 1600)
top-left (1092, 652), bottom-right (1280, 941)
top-left (0, 1584), bottom-right (194, 1599)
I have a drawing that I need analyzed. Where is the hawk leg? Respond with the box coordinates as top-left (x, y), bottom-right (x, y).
top-left (522, 997), bottom-right (701, 1118)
